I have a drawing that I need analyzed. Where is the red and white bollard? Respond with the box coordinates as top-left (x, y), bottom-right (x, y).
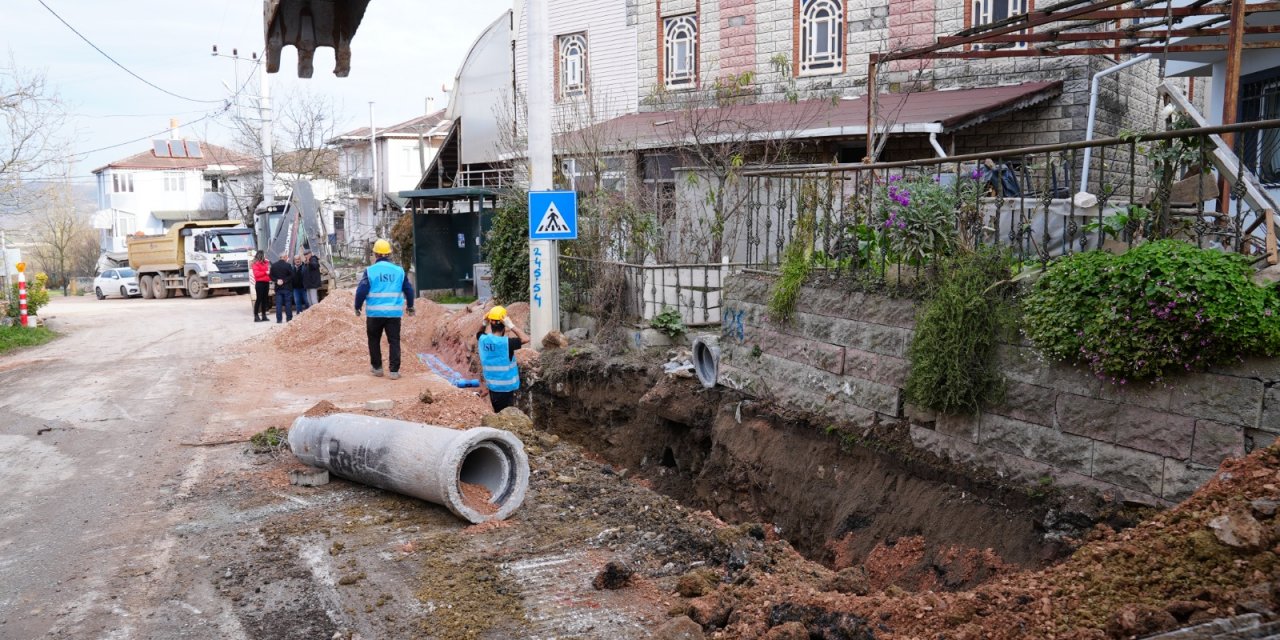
top-left (15, 262), bottom-right (28, 328)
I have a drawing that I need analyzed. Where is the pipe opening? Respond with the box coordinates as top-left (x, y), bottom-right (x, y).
top-left (692, 336), bottom-right (719, 389)
top-left (458, 441), bottom-right (515, 505)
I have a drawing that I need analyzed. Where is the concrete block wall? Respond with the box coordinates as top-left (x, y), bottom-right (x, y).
top-left (721, 272), bottom-right (1280, 505)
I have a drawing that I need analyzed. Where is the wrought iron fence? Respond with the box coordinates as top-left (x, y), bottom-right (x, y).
top-left (560, 255), bottom-right (745, 327)
top-left (740, 120), bottom-right (1280, 281)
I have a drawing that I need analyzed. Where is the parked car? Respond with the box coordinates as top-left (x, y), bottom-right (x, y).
top-left (94, 268), bottom-right (141, 299)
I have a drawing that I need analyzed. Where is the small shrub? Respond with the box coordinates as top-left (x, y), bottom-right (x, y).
top-left (250, 427), bottom-right (288, 453)
top-left (650, 306), bottom-right (686, 338)
top-left (905, 248), bottom-right (1015, 415)
top-left (6, 273), bottom-right (51, 319)
top-left (769, 185), bottom-right (817, 323)
top-left (1023, 240), bottom-right (1280, 382)
top-left (484, 191), bottom-right (530, 304)
top-left (873, 174), bottom-right (979, 265)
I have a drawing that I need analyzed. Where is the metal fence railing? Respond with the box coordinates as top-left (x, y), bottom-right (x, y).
top-left (560, 256), bottom-right (746, 327)
top-left (739, 120), bottom-right (1280, 281)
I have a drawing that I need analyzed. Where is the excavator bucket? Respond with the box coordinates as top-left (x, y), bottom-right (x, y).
top-left (263, 0), bottom-right (372, 78)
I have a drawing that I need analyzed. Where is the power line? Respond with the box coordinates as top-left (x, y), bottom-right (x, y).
top-left (62, 56), bottom-right (265, 163)
top-left (35, 0), bottom-right (225, 105)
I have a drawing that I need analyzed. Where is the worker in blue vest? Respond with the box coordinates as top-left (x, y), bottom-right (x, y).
top-left (476, 305), bottom-right (528, 412)
top-left (354, 239), bottom-right (415, 380)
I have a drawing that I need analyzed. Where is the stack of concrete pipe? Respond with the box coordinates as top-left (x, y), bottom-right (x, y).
top-left (289, 414), bottom-right (530, 523)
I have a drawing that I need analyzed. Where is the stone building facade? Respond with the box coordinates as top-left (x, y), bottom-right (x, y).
top-left (628, 0), bottom-right (1182, 161)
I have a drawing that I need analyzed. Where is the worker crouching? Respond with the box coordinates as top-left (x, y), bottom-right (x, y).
top-left (477, 305), bottom-right (528, 412)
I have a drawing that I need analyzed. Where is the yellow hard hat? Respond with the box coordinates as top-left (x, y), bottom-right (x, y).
top-left (485, 306), bottom-right (507, 321)
top-left (373, 239), bottom-right (392, 255)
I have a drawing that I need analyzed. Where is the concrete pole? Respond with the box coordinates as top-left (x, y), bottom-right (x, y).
top-left (260, 59), bottom-right (274, 208)
top-left (369, 102), bottom-right (381, 237)
top-left (527, 0), bottom-right (560, 345)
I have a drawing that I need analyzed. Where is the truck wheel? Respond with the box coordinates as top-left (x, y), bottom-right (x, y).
top-left (153, 274), bottom-right (170, 299)
top-left (187, 274), bottom-right (210, 299)
top-left (139, 276), bottom-right (154, 299)
top-left (95, 287), bottom-right (105, 300)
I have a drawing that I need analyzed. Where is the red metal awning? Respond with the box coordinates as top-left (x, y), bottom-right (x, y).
top-left (567, 81), bottom-right (1062, 152)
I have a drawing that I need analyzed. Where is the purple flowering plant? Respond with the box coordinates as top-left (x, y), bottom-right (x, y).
top-left (1023, 240), bottom-right (1280, 382)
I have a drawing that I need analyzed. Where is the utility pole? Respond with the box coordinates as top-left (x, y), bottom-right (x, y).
top-left (527, 0), bottom-right (559, 344)
top-left (260, 55), bottom-right (274, 208)
top-left (213, 46), bottom-right (272, 209)
top-left (369, 102), bottom-right (381, 238)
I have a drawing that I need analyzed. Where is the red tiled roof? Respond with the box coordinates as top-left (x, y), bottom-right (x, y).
top-left (92, 141), bottom-right (256, 174)
top-left (571, 81), bottom-right (1063, 151)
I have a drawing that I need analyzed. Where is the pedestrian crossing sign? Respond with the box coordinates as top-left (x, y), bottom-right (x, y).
top-left (528, 191), bottom-right (578, 240)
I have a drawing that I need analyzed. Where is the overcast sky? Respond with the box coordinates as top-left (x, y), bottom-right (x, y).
top-left (3, 0), bottom-right (509, 187)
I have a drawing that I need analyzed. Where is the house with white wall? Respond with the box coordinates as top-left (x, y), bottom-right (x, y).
top-left (328, 111), bottom-right (449, 246)
top-left (91, 134), bottom-right (254, 253)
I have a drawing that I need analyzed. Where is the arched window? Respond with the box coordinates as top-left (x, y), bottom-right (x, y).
top-left (971, 0), bottom-right (1029, 49)
top-left (799, 0), bottom-right (844, 75)
top-left (558, 33), bottom-right (587, 99)
top-left (664, 15), bottom-right (698, 89)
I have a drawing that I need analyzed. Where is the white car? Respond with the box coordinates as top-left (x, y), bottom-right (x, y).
top-left (94, 268), bottom-right (141, 299)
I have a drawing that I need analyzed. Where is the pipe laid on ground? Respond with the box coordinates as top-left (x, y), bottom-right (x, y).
top-left (692, 335), bottom-right (720, 389)
top-left (288, 414), bottom-right (529, 523)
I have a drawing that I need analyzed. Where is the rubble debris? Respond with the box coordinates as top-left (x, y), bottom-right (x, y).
top-left (364, 399), bottom-right (394, 411)
top-left (1207, 510), bottom-right (1268, 550)
top-left (418, 388), bottom-right (435, 404)
top-left (676, 569), bottom-right (718, 597)
top-left (541, 330), bottom-right (569, 349)
top-left (652, 615), bottom-right (704, 640)
top-left (592, 561), bottom-right (634, 590)
top-left (304, 400), bottom-right (341, 417)
top-left (564, 327), bottom-right (589, 342)
top-left (289, 467), bottom-right (329, 487)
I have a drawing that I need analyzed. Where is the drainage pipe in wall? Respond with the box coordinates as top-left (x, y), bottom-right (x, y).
top-left (289, 413), bottom-right (530, 523)
top-left (692, 334), bottom-right (721, 389)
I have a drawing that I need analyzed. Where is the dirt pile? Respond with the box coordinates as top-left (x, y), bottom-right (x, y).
top-left (700, 445), bottom-right (1280, 639)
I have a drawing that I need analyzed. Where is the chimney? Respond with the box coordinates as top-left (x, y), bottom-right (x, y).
top-left (169, 118), bottom-right (180, 140)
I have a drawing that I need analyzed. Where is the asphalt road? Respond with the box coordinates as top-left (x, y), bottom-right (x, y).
top-left (0, 292), bottom-right (266, 638)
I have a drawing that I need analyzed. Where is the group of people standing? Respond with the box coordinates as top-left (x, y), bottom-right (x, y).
top-left (250, 250), bottom-right (323, 323)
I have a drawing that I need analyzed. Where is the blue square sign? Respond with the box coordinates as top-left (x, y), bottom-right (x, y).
top-left (528, 191), bottom-right (578, 240)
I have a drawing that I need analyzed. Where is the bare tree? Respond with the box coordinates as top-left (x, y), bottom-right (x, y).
top-left (645, 55), bottom-right (836, 262)
top-left (225, 86), bottom-right (343, 220)
top-left (0, 59), bottom-right (67, 210)
top-left (30, 182), bottom-right (95, 293)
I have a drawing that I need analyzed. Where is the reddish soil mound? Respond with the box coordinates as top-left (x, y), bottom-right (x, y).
top-left (717, 445), bottom-right (1280, 639)
top-left (460, 481), bottom-right (498, 515)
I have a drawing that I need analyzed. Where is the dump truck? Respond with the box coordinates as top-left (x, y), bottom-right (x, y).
top-left (127, 221), bottom-right (254, 299)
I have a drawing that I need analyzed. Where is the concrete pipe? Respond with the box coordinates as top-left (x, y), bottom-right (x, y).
top-left (692, 334), bottom-right (721, 389)
top-left (288, 414), bottom-right (529, 524)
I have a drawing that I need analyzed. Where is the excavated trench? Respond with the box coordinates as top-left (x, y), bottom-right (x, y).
top-left (532, 349), bottom-right (1136, 590)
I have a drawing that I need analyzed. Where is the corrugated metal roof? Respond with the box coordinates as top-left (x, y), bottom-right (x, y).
top-left (570, 81), bottom-right (1063, 152)
top-left (330, 110), bottom-right (452, 143)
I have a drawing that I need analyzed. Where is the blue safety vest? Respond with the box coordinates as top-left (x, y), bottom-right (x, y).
top-left (478, 334), bottom-right (519, 392)
top-left (365, 261), bottom-right (406, 318)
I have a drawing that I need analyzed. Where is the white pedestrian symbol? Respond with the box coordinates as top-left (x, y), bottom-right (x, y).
top-left (535, 202), bottom-right (571, 234)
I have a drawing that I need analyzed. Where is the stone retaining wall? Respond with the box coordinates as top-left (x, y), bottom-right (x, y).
top-left (721, 272), bottom-right (1280, 505)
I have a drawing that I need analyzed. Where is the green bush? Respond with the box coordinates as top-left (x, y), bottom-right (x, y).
top-left (484, 191), bottom-right (530, 303)
top-left (769, 183), bottom-right (817, 324)
top-left (1023, 240), bottom-right (1280, 382)
top-left (6, 273), bottom-right (50, 319)
top-left (905, 248), bottom-right (1014, 415)
top-left (649, 306), bottom-right (686, 338)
